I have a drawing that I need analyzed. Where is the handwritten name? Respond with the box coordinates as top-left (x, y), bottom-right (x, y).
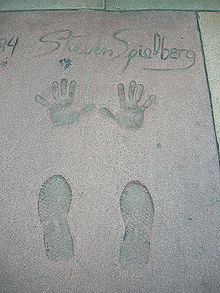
top-left (35, 28), bottom-right (196, 73)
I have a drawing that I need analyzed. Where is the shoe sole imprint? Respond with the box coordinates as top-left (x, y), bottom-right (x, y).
top-left (119, 181), bottom-right (154, 267)
top-left (38, 175), bottom-right (74, 261)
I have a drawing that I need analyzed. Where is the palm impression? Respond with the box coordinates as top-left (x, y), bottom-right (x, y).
top-left (100, 81), bottom-right (156, 129)
top-left (35, 79), bottom-right (95, 126)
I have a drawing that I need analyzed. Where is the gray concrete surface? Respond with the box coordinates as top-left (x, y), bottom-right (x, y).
top-left (0, 10), bottom-right (219, 293)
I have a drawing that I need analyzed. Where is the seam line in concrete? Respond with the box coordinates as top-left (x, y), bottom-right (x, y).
top-left (195, 12), bottom-right (220, 162)
top-left (1, 9), bottom-right (220, 13)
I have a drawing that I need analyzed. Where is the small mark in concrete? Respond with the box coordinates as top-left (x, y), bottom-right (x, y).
top-left (119, 181), bottom-right (154, 267)
top-left (59, 58), bottom-right (72, 70)
top-left (37, 175), bottom-right (74, 261)
top-left (0, 60), bottom-right (8, 68)
top-left (156, 142), bottom-right (162, 149)
top-left (188, 217), bottom-right (192, 221)
top-left (100, 81), bottom-right (155, 129)
top-left (35, 79), bottom-right (95, 126)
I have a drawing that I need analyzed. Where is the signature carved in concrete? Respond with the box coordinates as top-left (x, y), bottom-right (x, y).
top-left (35, 79), bottom-right (95, 126)
top-left (100, 81), bottom-right (155, 129)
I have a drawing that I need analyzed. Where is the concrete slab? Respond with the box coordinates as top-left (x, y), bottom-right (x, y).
top-left (106, 0), bottom-right (220, 11)
top-left (198, 12), bottom-right (220, 153)
top-left (0, 0), bottom-right (104, 11)
top-left (0, 10), bottom-right (219, 293)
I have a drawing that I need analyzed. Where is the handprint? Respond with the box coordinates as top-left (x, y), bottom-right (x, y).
top-left (100, 81), bottom-right (155, 129)
top-left (35, 79), bottom-right (95, 126)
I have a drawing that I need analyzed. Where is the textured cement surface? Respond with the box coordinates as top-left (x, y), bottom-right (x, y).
top-left (198, 12), bottom-right (220, 153)
top-left (0, 0), bottom-right (104, 11)
top-left (106, 0), bottom-right (220, 11)
top-left (0, 10), bottom-right (220, 293)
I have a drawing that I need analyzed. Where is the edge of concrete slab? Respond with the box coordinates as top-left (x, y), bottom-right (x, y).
top-left (1, 8), bottom-right (220, 13)
top-left (197, 12), bottom-right (220, 157)
top-left (105, 0), bottom-right (220, 11)
top-left (0, 0), bottom-right (105, 11)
